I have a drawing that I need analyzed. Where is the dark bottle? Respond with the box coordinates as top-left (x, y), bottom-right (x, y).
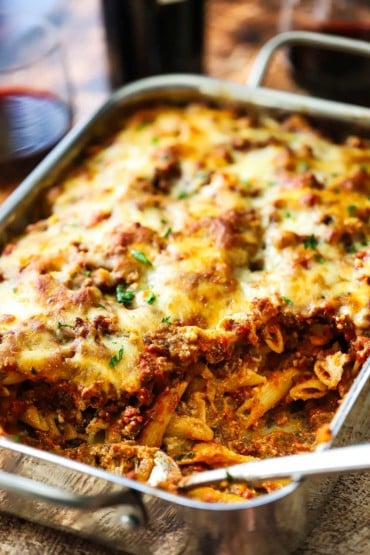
top-left (101, 0), bottom-right (206, 89)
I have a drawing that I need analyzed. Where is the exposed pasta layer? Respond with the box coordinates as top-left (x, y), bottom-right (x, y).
top-left (0, 103), bottom-right (369, 502)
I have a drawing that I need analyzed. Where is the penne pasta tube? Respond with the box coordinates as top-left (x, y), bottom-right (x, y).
top-left (290, 377), bottom-right (327, 400)
top-left (139, 380), bottom-right (189, 447)
top-left (314, 352), bottom-right (350, 389)
top-left (262, 322), bottom-right (284, 353)
top-left (165, 414), bottom-right (214, 442)
top-left (237, 368), bottom-right (299, 428)
top-left (178, 442), bottom-right (258, 467)
top-left (20, 406), bottom-right (49, 432)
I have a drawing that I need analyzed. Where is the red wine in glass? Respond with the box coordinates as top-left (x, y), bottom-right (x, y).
top-left (0, 88), bottom-right (73, 189)
top-left (287, 22), bottom-right (370, 106)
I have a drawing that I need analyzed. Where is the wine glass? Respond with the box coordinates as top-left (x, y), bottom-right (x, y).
top-left (278, 0), bottom-right (370, 105)
top-left (0, 11), bottom-right (73, 193)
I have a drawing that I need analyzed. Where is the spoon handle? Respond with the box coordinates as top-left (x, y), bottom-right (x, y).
top-left (181, 443), bottom-right (370, 489)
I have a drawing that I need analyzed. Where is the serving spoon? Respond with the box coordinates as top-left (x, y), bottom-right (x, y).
top-left (149, 443), bottom-right (370, 490)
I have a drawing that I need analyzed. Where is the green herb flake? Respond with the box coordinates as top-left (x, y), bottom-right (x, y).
top-left (297, 161), bottom-right (309, 172)
top-left (303, 234), bottom-right (318, 250)
top-left (315, 254), bottom-right (325, 264)
top-left (82, 269), bottom-right (92, 276)
top-left (347, 205), bottom-right (357, 217)
top-left (163, 227), bottom-right (172, 238)
top-left (146, 292), bottom-right (156, 305)
top-left (225, 471), bottom-right (233, 483)
top-left (136, 121), bottom-right (149, 131)
top-left (131, 249), bottom-right (153, 266)
top-left (8, 434), bottom-right (20, 443)
top-left (97, 303), bottom-right (108, 310)
top-left (116, 284), bottom-right (135, 307)
top-left (345, 244), bottom-right (357, 254)
top-left (283, 296), bottom-right (293, 305)
top-left (161, 315), bottom-right (172, 326)
top-left (177, 191), bottom-right (189, 200)
top-left (176, 452), bottom-right (195, 461)
top-left (57, 321), bottom-right (74, 330)
top-left (242, 179), bottom-right (251, 186)
top-left (151, 136), bottom-right (159, 144)
top-left (284, 211), bottom-right (292, 219)
top-left (12, 288), bottom-right (18, 294)
top-left (109, 347), bottom-right (124, 368)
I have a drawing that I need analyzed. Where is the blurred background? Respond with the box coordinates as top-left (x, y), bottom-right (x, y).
top-left (62, 0), bottom-right (370, 120)
top-left (58, 0), bottom-right (282, 121)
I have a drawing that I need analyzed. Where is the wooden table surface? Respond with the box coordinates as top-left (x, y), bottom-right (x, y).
top-left (0, 1), bottom-right (368, 554)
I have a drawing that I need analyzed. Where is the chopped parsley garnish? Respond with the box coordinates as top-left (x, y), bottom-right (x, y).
top-left (161, 315), bottom-right (172, 326)
top-left (242, 179), bottom-right (251, 186)
top-left (163, 227), bottom-right (172, 238)
top-left (12, 288), bottom-right (17, 294)
top-left (176, 452), bottom-right (195, 461)
top-left (284, 211), bottom-right (292, 219)
top-left (297, 161), bottom-right (309, 172)
top-left (347, 205), bottom-right (357, 217)
top-left (131, 249), bottom-right (153, 266)
top-left (97, 303), bottom-right (108, 310)
top-left (151, 136), bottom-right (159, 144)
top-left (82, 269), bottom-right (92, 276)
top-left (116, 284), bottom-right (135, 307)
top-left (225, 471), bottom-right (233, 483)
top-left (146, 292), bottom-right (156, 305)
top-left (177, 191), bottom-right (189, 200)
top-left (136, 121), bottom-right (149, 131)
top-left (8, 434), bottom-right (20, 443)
top-left (282, 296), bottom-right (293, 305)
top-left (303, 234), bottom-right (318, 250)
top-left (345, 244), bottom-right (357, 254)
top-left (109, 347), bottom-right (124, 368)
top-left (57, 321), bottom-right (74, 329)
top-left (315, 254), bottom-right (325, 264)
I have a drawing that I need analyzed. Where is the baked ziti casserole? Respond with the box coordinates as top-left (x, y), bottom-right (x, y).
top-left (0, 102), bottom-right (369, 502)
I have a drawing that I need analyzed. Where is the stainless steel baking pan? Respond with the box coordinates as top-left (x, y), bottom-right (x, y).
top-left (0, 32), bottom-right (370, 555)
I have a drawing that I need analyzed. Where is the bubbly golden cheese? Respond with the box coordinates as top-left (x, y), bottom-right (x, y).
top-left (0, 103), bottom-right (369, 498)
top-left (1, 104), bottom-right (369, 394)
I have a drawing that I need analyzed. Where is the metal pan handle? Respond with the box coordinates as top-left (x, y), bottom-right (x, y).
top-left (248, 30), bottom-right (370, 88)
top-left (0, 469), bottom-right (146, 528)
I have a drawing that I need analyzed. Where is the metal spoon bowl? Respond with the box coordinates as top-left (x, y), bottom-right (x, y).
top-left (149, 443), bottom-right (370, 491)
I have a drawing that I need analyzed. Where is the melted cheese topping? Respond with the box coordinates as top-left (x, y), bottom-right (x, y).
top-left (0, 104), bottom-right (369, 395)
